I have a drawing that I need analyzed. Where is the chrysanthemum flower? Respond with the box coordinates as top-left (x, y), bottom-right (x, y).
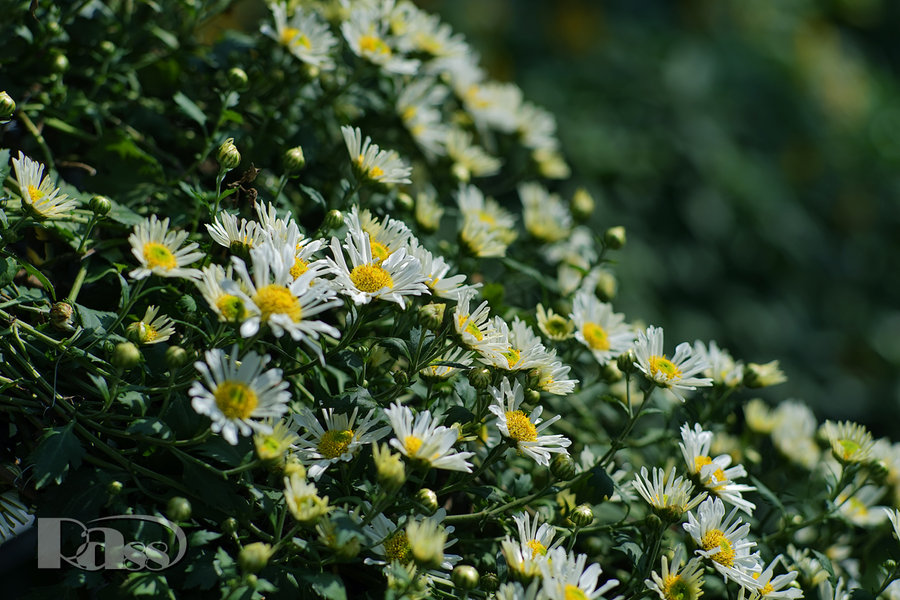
top-left (836, 485), bottom-right (888, 527)
top-left (408, 239), bottom-right (478, 300)
top-left (479, 317), bottom-right (547, 372)
top-left (341, 5), bottom-right (419, 74)
top-left (365, 509), bottom-right (460, 572)
top-left (745, 555), bottom-right (803, 600)
top-left (536, 303), bottom-right (574, 342)
top-left (516, 101), bottom-right (561, 153)
top-left (488, 377), bottom-right (570, 466)
top-left (261, 2), bottom-right (337, 69)
top-left (821, 420), bottom-right (874, 464)
top-left (189, 346), bottom-right (291, 445)
top-left (500, 511), bottom-right (561, 580)
top-left (206, 211), bottom-right (265, 257)
top-left (693, 340), bottom-right (744, 387)
top-left (127, 305), bottom-right (176, 345)
top-left (570, 290), bottom-right (634, 365)
top-left (415, 187), bottom-right (444, 232)
top-left (540, 547), bottom-right (619, 600)
top-left (255, 201), bottom-right (298, 245)
top-left (457, 184), bottom-right (516, 257)
top-left (327, 227), bottom-right (428, 308)
top-left (283, 472), bottom-right (331, 524)
top-left (530, 352), bottom-right (578, 396)
top-left (680, 423), bottom-right (756, 514)
top-left (519, 182), bottom-right (572, 243)
top-left (390, 3), bottom-right (467, 59)
top-left (384, 402), bottom-right (473, 472)
top-left (453, 288), bottom-right (505, 355)
top-left (195, 264), bottom-right (248, 323)
top-left (396, 78), bottom-right (450, 160)
top-left (341, 125), bottom-right (412, 184)
top-left (12, 152), bottom-right (78, 219)
top-left (633, 326), bottom-right (712, 401)
top-left (770, 401), bottom-right (821, 469)
top-left (646, 546), bottom-right (705, 600)
top-left (254, 419), bottom-right (299, 463)
top-left (683, 497), bottom-right (761, 587)
top-left (446, 128), bottom-right (501, 182)
top-left (419, 345), bottom-right (473, 380)
top-left (293, 407), bottom-right (391, 480)
top-left (632, 466), bottom-right (707, 521)
top-left (347, 206), bottom-right (412, 264)
top-left (128, 215), bottom-right (204, 280)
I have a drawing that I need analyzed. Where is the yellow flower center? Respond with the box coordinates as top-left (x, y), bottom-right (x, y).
top-left (701, 529), bottom-right (735, 567)
top-left (216, 294), bottom-right (247, 322)
top-left (526, 539), bottom-right (547, 558)
top-left (349, 264), bottom-right (394, 293)
top-left (582, 322), bottom-right (610, 350)
top-left (254, 284), bottom-right (302, 323)
top-left (384, 530), bottom-right (411, 562)
top-left (402, 106), bottom-right (417, 123)
top-left (317, 429), bottom-right (354, 459)
top-left (694, 455), bottom-right (727, 487)
top-left (280, 27), bottom-right (311, 49)
top-left (458, 316), bottom-right (484, 341)
top-left (359, 34), bottom-right (391, 56)
top-left (544, 315), bottom-right (572, 338)
top-left (355, 154), bottom-right (384, 180)
top-left (144, 326), bottom-right (159, 343)
top-left (501, 348), bottom-right (521, 369)
top-left (27, 184), bottom-right (44, 203)
top-left (505, 410), bottom-right (537, 442)
top-left (564, 585), bottom-right (590, 600)
top-left (214, 380), bottom-right (258, 420)
top-left (837, 439), bottom-right (860, 460)
top-left (143, 242), bottom-right (177, 270)
top-left (476, 209), bottom-right (497, 226)
top-left (752, 573), bottom-right (775, 597)
top-left (404, 435), bottom-right (423, 456)
top-left (649, 355), bottom-right (682, 380)
top-left (290, 257), bottom-right (309, 280)
top-left (663, 575), bottom-right (693, 600)
top-left (369, 240), bottom-right (391, 262)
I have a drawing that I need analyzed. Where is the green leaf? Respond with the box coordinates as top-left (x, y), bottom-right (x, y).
top-left (16, 257), bottom-right (55, 300)
top-left (0, 148), bottom-right (10, 181)
top-left (299, 184), bottom-right (326, 207)
top-left (150, 25), bottom-right (179, 50)
top-left (31, 423), bottom-right (85, 489)
top-left (173, 91), bottom-right (207, 128)
top-left (127, 417), bottom-right (174, 440)
top-left (572, 464), bottom-right (615, 505)
top-left (119, 572), bottom-right (175, 599)
top-left (0, 256), bottom-right (17, 288)
top-left (189, 530), bottom-right (223, 546)
top-left (305, 573), bottom-right (347, 600)
top-left (812, 549), bottom-right (837, 584)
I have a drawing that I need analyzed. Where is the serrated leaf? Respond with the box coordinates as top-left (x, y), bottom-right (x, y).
top-left (127, 418), bottom-right (174, 440)
top-left (173, 91), bottom-right (207, 127)
top-left (119, 572), bottom-right (175, 598)
top-left (573, 465), bottom-right (615, 505)
top-left (0, 256), bottom-right (17, 287)
top-left (31, 423), bottom-right (84, 489)
top-left (189, 530), bottom-right (223, 546)
top-left (305, 573), bottom-right (347, 600)
top-left (0, 149), bottom-right (10, 181)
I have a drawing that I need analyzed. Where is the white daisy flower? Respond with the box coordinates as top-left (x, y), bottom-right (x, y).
top-left (419, 345), bottom-right (473, 380)
top-left (536, 303), bottom-right (575, 342)
top-left (745, 555), bottom-right (803, 600)
top-left (189, 346), bottom-right (291, 445)
top-left (488, 377), bottom-right (571, 466)
top-left (384, 402), bottom-right (474, 472)
top-left (446, 128), bottom-right (501, 182)
top-left (225, 242), bottom-right (340, 356)
top-left (452, 288), bottom-right (506, 357)
top-left (281, 224), bottom-right (328, 284)
top-left (255, 201), bottom-right (298, 245)
top-left (693, 340), bottom-right (744, 387)
top-left (195, 264), bottom-right (248, 323)
top-left (408, 239), bottom-right (478, 300)
top-left (680, 423), bottom-right (756, 514)
top-left (500, 511), bottom-right (561, 580)
top-left (415, 186), bottom-right (444, 232)
top-left (283, 472), bottom-right (331, 524)
top-left (683, 497), bottom-right (761, 586)
top-left (261, 2), bottom-right (337, 69)
top-left (365, 508), bottom-right (460, 571)
top-left (821, 420), bottom-right (875, 464)
top-left (516, 101), bottom-right (561, 153)
top-left (478, 316), bottom-right (546, 372)
top-left (342, 4), bottom-right (419, 74)
top-left (632, 466), bottom-right (707, 520)
top-left (326, 227), bottom-right (428, 308)
top-left (127, 305), bottom-right (176, 345)
top-left (128, 215), bottom-right (204, 280)
top-left (397, 78), bottom-right (449, 160)
top-left (570, 289), bottom-right (635, 365)
top-left (457, 80), bottom-right (523, 133)
top-left (456, 184), bottom-right (516, 257)
top-left (347, 206), bottom-right (412, 264)
top-left (633, 326), bottom-right (713, 401)
top-left (540, 547), bottom-right (619, 600)
top-left (531, 353), bottom-right (578, 396)
top-left (341, 125), bottom-right (412, 185)
top-left (293, 407), bottom-right (391, 480)
top-left (206, 211), bottom-right (265, 256)
top-left (646, 546), bottom-right (705, 600)
top-left (836, 485), bottom-right (888, 527)
top-left (391, 3), bottom-right (467, 59)
top-left (770, 401), bottom-right (821, 469)
top-left (12, 151), bottom-right (78, 219)
top-left (519, 181), bottom-right (572, 243)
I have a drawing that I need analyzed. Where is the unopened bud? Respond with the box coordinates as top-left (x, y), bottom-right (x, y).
top-left (50, 302), bottom-right (74, 330)
top-left (227, 67), bottom-right (249, 91)
top-left (107, 481), bottom-right (123, 496)
top-left (89, 194), bottom-right (112, 216)
top-left (216, 138), bottom-right (241, 171)
top-left (467, 367), bottom-right (491, 390)
top-left (570, 504), bottom-right (594, 527)
top-left (601, 360), bottom-right (623, 382)
top-left (481, 572), bottom-right (500, 592)
top-left (392, 369), bottom-right (409, 387)
top-left (52, 53), bottom-right (69, 73)
top-left (883, 559), bottom-right (898, 571)
top-left (166, 496), bottom-right (192, 522)
top-left (0, 91), bottom-right (16, 119)
top-left (595, 270), bottom-right (617, 302)
top-left (419, 302), bottom-right (445, 330)
top-left (616, 349), bottom-right (637, 375)
top-left (551, 453), bottom-right (577, 481)
top-left (323, 209), bottom-right (343, 230)
top-left (451, 565), bottom-right (479, 590)
top-left (111, 342), bottom-right (141, 369)
top-left (126, 321), bottom-right (153, 345)
top-left (415, 488), bottom-right (438, 515)
top-left (238, 542), bottom-right (273, 574)
top-left (99, 40), bottom-right (116, 55)
top-left (603, 226), bottom-right (626, 250)
top-left (165, 346), bottom-right (189, 370)
top-left (571, 188), bottom-right (594, 220)
top-left (395, 192), bottom-right (414, 211)
top-left (284, 146), bottom-right (306, 174)
top-left (373, 443), bottom-right (406, 493)
top-left (222, 517), bottom-right (239, 535)
top-left (526, 389), bottom-right (541, 404)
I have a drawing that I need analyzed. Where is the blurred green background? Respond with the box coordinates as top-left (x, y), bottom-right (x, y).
top-left (423, 0), bottom-right (900, 434)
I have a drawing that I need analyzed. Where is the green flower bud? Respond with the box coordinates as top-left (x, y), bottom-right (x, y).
top-left (166, 496), bottom-right (192, 522)
top-left (216, 138), bottom-right (241, 171)
top-left (883, 559), bottom-right (898, 571)
top-left (0, 91), bottom-right (16, 119)
top-left (99, 40), bottom-right (116, 55)
top-left (89, 194), bottom-right (112, 216)
top-left (49, 302), bottom-right (74, 331)
top-left (392, 369), bottom-right (409, 387)
top-left (373, 443), bottom-right (406, 493)
top-left (467, 367), bottom-right (492, 390)
top-left (165, 345), bottom-right (189, 370)
top-left (238, 542), bottom-right (273, 574)
top-left (126, 321), bottom-right (152, 345)
top-left (526, 389), bottom-right (541, 404)
top-left (246, 574), bottom-right (258, 587)
top-left (111, 342), bottom-right (141, 369)
top-left (550, 453), bottom-right (577, 481)
top-left (616, 349), bottom-right (637, 375)
top-left (52, 53), bottom-right (69, 73)
top-left (415, 488), bottom-right (438, 516)
top-left (601, 360), bottom-right (623, 383)
top-left (284, 146), bottom-right (306, 174)
top-left (451, 565), bottom-right (479, 591)
top-left (595, 270), bottom-right (617, 302)
top-left (481, 572), bottom-right (500, 593)
top-left (322, 209), bottom-right (344, 230)
top-left (571, 187), bottom-right (594, 220)
top-left (395, 192), bottom-right (414, 211)
top-left (570, 504), bottom-right (594, 527)
top-left (107, 481), bottom-right (123, 496)
top-left (222, 517), bottom-right (239, 535)
top-left (603, 226), bottom-right (626, 250)
top-left (418, 302), bottom-right (445, 331)
top-left (227, 67), bottom-right (249, 91)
